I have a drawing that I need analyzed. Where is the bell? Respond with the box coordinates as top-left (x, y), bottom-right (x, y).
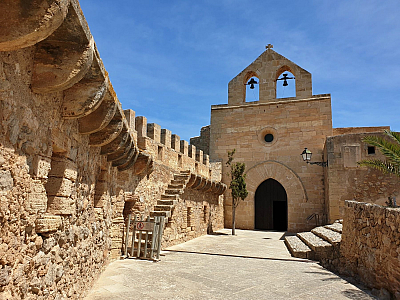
top-left (247, 78), bottom-right (258, 89)
top-left (283, 80), bottom-right (288, 87)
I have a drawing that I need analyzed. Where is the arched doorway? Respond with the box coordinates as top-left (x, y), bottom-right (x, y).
top-left (255, 178), bottom-right (287, 231)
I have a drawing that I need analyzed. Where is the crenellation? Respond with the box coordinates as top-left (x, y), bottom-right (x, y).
top-left (188, 144), bottom-right (196, 158)
top-left (161, 128), bottom-right (171, 147)
top-left (135, 116), bottom-right (147, 137)
top-left (147, 123), bottom-right (161, 143)
top-left (171, 134), bottom-right (180, 151)
top-left (180, 140), bottom-right (189, 155)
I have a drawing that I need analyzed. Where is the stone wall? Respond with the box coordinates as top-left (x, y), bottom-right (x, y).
top-left (340, 201), bottom-right (400, 298)
top-left (325, 131), bottom-right (400, 222)
top-left (0, 1), bottom-right (225, 299)
top-left (190, 125), bottom-right (210, 155)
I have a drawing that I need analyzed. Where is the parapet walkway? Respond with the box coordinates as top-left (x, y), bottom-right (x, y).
top-left (85, 229), bottom-right (375, 300)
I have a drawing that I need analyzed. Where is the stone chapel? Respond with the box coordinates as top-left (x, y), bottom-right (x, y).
top-left (191, 46), bottom-right (400, 232)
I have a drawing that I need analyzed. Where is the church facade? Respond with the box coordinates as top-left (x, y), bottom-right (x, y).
top-left (191, 46), bottom-right (399, 232)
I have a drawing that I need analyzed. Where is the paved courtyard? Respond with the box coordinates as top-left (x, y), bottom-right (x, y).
top-left (85, 229), bottom-right (375, 300)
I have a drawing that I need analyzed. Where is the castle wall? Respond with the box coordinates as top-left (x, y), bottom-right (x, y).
top-left (340, 201), bottom-right (400, 297)
top-left (325, 131), bottom-right (400, 222)
top-left (210, 95), bottom-right (333, 232)
top-left (0, 1), bottom-right (225, 299)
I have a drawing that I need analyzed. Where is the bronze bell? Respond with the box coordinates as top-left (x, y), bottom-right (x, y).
top-left (247, 78), bottom-right (258, 89)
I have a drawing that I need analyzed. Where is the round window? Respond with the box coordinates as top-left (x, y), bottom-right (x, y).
top-left (264, 133), bottom-right (274, 143)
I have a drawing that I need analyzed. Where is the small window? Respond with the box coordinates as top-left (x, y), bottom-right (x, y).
top-left (203, 205), bottom-right (209, 223)
top-left (368, 146), bottom-right (375, 155)
top-left (187, 207), bottom-right (192, 228)
top-left (158, 146), bottom-right (163, 160)
top-left (178, 154), bottom-right (182, 167)
top-left (264, 134), bottom-right (274, 143)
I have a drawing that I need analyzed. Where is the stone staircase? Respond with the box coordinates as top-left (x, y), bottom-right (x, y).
top-left (284, 220), bottom-right (343, 261)
top-left (150, 170), bottom-right (191, 223)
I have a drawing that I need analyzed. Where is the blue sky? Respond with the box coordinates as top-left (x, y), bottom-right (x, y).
top-left (79, 0), bottom-right (400, 142)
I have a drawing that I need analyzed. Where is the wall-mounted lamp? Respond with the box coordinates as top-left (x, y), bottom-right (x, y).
top-left (301, 148), bottom-right (328, 167)
top-left (246, 78), bottom-right (258, 89)
top-left (277, 73), bottom-right (295, 87)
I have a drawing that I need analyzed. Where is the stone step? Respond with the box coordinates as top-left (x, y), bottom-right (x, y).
top-left (161, 194), bottom-right (177, 200)
top-left (174, 175), bottom-right (190, 181)
top-left (150, 211), bottom-right (171, 218)
top-left (171, 179), bottom-right (186, 185)
top-left (153, 205), bottom-right (173, 211)
top-left (311, 226), bottom-right (342, 245)
top-left (165, 189), bottom-right (183, 195)
top-left (284, 236), bottom-right (314, 259)
top-left (180, 170), bottom-right (191, 175)
top-left (337, 219), bottom-right (343, 224)
top-left (157, 199), bottom-right (177, 206)
top-left (324, 222), bottom-right (343, 234)
top-left (297, 232), bottom-right (333, 260)
top-left (168, 183), bottom-right (184, 189)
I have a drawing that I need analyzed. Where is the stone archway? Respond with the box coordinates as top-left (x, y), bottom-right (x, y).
top-left (255, 178), bottom-right (287, 231)
top-left (236, 161), bottom-right (307, 231)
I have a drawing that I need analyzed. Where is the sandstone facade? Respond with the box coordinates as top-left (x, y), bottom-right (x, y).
top-left (0, 1), bottom-right (225, 299)
top-left (192, 47), bottom-right (400, 232)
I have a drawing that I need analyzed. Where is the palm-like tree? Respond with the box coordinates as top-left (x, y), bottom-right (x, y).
top-left (357, 130), bottom-right (400, 177)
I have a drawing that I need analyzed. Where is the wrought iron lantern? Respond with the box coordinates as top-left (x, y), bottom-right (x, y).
top-left (301, 148), bottom-right (328, 167)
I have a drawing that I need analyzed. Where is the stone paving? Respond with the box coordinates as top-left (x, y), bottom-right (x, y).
top-left (84, 229), bottom-right (376, 300)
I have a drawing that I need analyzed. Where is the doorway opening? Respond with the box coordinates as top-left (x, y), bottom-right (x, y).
top-left (255, 178), bottom-right (287, 231)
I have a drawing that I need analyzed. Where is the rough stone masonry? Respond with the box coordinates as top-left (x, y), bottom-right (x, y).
top-left (0, 1), bottom-right (225, 299)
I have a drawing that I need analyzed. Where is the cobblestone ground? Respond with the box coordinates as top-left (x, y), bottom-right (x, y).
top-left (85, 229), bottom-right (376, 300)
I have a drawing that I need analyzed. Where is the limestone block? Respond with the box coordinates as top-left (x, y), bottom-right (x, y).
top-left (135, 116), bottom-right (147, 137)
top-left (147, 123), bottom-right (161, 143)
top-left (47, 196), bottom-right (75, 215)
top-left (161, 129), bottom-right (171, 147)
top-left (27, 180), bottom-right (47, 213)
top-left (180, 140), bottom-right (189, 155)
top-left (35, 214), bottom-right (62, 233)
top-left (45, 177), bottom-right (74, 197)
top-left (0, 170), bottom-right (13, 192)
top-left (50, 156), bottom-right (77, 181)
top-left (32, 155), bottom-right (51, 179)
top-left (171, 134), bottom-right (180, 151)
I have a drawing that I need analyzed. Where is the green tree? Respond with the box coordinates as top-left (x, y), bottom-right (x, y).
top-left (226, 149), bottom-right (248, 235)
top-left (357, 130), bottom-right (400, 177)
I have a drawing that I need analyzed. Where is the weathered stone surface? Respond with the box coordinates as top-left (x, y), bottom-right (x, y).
top-left (284, 235), bottom-right (313, 259)
top-left (35, 215), bottom-right (62, 233)
top-left (311, 226), bottom-right (342, 244)
top-left (78, 94), bottom-right (117, 134)
top-left (340, 201), bottom-right (400, 297)
top-left (31, 4), bottom-right (94, 93)
top-left (0, 0), bottom-right (70, 51)
top-left (0, 170), bottom-right (13, 192)
top-left (26, 180), bottom-right (47, 213)
top-left (47, 196), bottom-right (75, 215)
